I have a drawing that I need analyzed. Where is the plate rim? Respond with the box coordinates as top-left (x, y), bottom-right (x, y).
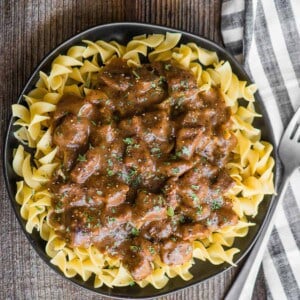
top-left (3, 21), bottom-right (280, 299)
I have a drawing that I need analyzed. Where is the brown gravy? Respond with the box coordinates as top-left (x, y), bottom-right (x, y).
top-left (49, 58), bottom-right (238, 281)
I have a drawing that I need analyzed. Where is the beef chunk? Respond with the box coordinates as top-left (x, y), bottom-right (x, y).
top-left (134, 191), bottom-right (167, 226)
top-left (53, 114), bottom-right (90, 149)
top-left (101, 203), bottom-right (132, 227)
top-left (180, 223), bottom-right (210, 241)
top-left (161, 239), bottom-right (193, 265)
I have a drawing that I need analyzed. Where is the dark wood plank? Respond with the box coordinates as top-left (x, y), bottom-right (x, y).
top-left (0, 1), bottom-right (238, 299)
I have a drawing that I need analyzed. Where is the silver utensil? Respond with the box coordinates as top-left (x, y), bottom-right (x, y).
top-left (225, 107), bottom-right (300, 300)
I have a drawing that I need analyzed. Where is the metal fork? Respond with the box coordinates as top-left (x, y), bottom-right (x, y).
top-left (225, 107), bottom-right (300, 300)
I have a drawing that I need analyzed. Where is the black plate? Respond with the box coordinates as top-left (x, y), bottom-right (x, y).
top-left (3, 22), bottom-right (278, 299)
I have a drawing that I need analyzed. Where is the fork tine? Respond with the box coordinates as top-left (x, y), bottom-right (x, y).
top-left (290, 123), bottom-right (299, 139)
top-left (294, 125), bottom-right (300, 142)
top-left (285, 107), bottom-right (300, 138)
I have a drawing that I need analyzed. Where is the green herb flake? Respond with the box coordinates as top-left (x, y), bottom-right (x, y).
top-left (131, 227), bottom-right (139, 236)
top-left (77, 154), bottom-right (87, 162)
top-left (172, 167), bottom-right (180, 174)
top-left (132, 70), bottom-right (140, 79)
top-left (189, 192), bottom-right (199, 203)
top-left (130, 245), bottom-right (140, 252)
top-left (91, 120), bottom-right (97, 126)
top-left (150, 147), bottom-right (160, 154)
top-left (191, 185), bottom-right (199, 191)
top-left (55, 201), bottom-right (63, 210)
top-left (107, 159), bottom-right (113, 167)
top-left (206, 218), bottom-right (213, 226)
top-left (108, 216), bottom-right (116, 224)
top-left (159, 76), bottom-right (166, 85)
top-left (123, 137), bottom-right (134, 145)
top-left (129, 281), bottom-right (135, 286)
top-left (179, 215), bottom-right (185, 223)
top-left (107, 169), bottom-right (114, 176)
top-left (181, 146), bottom-right (190, 156)
top-left (211, 198), bottom-right (223, 210)
top-left (196, 205), bottom-right (203, 215)
top-left (36, 206), bottom-right (43, 211)
top-left (201, 156), bottom-right (208, 163)
top-left (164, 64), bottom-right (171, 71)
top-left (148, 246), bottom-right (156, 255)
top-left (167, 207), bottom-right (175, 217)
top-left (180, 80), bottom-right (189, 89)
top-left (151, 82), bottom-right (157, 89)
top-left (87, 215), bottom-right (94, 223)
top-left (96, 190), bottom-right (103, 196)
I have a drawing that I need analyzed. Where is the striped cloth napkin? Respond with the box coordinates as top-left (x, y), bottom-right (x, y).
top-left (221, 0), bottom-right (300, 299)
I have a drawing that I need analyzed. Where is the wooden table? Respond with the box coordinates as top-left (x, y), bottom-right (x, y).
top-left (0, 1), bottom-right (267, 299)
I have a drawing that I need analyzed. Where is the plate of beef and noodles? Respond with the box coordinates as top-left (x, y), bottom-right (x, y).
top-left (3, 23), bottom-right (277, 299)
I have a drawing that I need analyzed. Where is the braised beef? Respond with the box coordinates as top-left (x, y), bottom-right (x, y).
top-left (49, 58), bottom-right (238, 281)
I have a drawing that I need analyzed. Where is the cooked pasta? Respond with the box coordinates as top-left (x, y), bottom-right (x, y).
top-left (12, 33), bottom-right (274, 289)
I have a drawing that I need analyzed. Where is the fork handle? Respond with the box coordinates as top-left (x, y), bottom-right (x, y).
top-left (225, 171), bottom-right (291, 300)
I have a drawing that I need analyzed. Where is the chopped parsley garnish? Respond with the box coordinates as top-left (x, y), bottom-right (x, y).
top-left (180, 80), bottom-right (189, 89)
top-left (206, 218), bottom-right (213, 226)
top-left (91, 120), bottom-right (97, 126)
top-left (159, 76), bottom-right (166, 85)
top-left (107, 216), bottom-right (116, 223)
top-left (164, 64), bottom-right (171, 71)
top-left (201, 156), bottom-right (208, 163)
top-left (131, 227), bottom-right (139, 236)
top-left (128, 167), bottom-right (137, 177)
top-left (157, 195), bottom-right (164, 206)
top-left (123, 137), bottom-right (134, 145)
top-left (96, 190), bottom-right (103, 196)
top-left (150, 147), bottom-right (160, 154)
top-left (179, 215), bottom-right (185, 223)
top-left (129, 281), bottom-right (135, 286)
top-left (55, 201), bottom-right (63, 210)
top-left (87, 215), bottom-right (94, 223)
top-left (151, 82), bottom-right (157, 88)
top-left (107, 159), bottom-right (113, 167)
top-left (167, 207), bottom-right (175, 217)
top-left (191, 185), bottom-right (199, 191)
top-left (36, 206), bottom-right (43, 211)
top-left (107, 169), bottom-right (114, 176)
top-left (77, 154), bottom-right (87, 162)
top-left (87, 197), bottom-right (93, 203)
top-left (196, 205), bottom-right (203, 215)
top-left (189, 192), bottom-right (199, 203)
top-left (211, 198), bottom-right (223, 210)
top-left (172, 167), bottom-right (180, 174)
top-left (181, 146), bottom-right (190, 156)
top-left (148, 246), bottom-right (156, 255)
top-left (130, 245), bottom-right (140, 252)
top-left (132, 70), bottom-right (140, 79)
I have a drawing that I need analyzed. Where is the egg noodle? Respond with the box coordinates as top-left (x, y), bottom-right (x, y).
top-left (12, 32), bottom-right (275, 289)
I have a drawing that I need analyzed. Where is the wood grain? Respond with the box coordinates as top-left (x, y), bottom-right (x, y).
top-left (0, 1), bottom-right (246, 299)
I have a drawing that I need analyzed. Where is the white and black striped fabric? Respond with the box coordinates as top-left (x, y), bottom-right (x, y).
top-left (221, 0), bottom-right (300, 299)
